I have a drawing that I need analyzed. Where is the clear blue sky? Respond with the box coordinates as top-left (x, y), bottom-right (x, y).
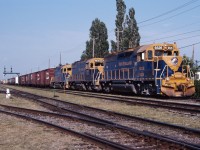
top-left (1, 0), bottom-right (200, 79)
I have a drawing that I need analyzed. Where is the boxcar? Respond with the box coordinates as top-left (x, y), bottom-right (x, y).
top-left (40, 68), bottom-right (55, 87)
top-left (19, 75), bottom-right (26, 85)
top-left (36, 71), bottom-right (41, 86)
top-left (30, 72), bottom-right (37, 86)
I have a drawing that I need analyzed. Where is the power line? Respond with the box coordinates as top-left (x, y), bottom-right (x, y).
top-left (167, 34), bottom-right (200, 43)
top-left (138, 0), bottom-right (198, 24)
top-left (141, 29), bottom-right (200, 44)
top-left (142, 20), bottom-right (200, 39)
top-left (179, 41), bottom-right (200, 49)
top-left (139, 4), bottom-right (200, 28)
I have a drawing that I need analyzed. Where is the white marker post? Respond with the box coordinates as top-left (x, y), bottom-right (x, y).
top-left (6, 88), bottom-right (11, 99)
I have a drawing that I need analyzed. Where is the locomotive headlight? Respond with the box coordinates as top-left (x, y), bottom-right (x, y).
top-left (171, 57), bottom-right (178, 66)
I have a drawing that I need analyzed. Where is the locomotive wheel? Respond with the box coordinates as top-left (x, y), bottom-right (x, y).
top-left (104, 86), bottom-right (110, 93)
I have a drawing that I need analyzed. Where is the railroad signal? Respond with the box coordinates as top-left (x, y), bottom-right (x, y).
top-left (3, 66), bottom-right (20, 76)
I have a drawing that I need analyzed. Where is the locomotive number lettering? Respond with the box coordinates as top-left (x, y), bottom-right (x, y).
top-left (154, 46), bottom-right (163, 50)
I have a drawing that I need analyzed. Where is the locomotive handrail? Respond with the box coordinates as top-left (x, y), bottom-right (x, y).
top-left (154, 56), bottom-right (160, 87)
top-left (159, 65), bottom-right (169, 87)
top-left (94, 72), bottom-right (102, 85)
top-left (182, 65), bottom-right (194, 83)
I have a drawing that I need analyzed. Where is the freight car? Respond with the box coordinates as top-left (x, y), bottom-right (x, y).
top-left (100, 43), bottom-right (195, 97)
top-left (7, 77), bottom-right (15, 85)
top-left (40, 68), bottom-right (55, 87)
top-left (18, 68), bottom-right (55, 87)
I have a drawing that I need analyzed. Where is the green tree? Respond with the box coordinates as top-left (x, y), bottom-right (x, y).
top-left (111, 0), bottom-right (126, 52)
top-left (123, 8), bottom-right (140, 49)
top-left (81, 18), bottom-right (109, 60)
top-left (182, 54), bottom-right (200, 76)
top-left (111, 0), bottom-right (140, 51)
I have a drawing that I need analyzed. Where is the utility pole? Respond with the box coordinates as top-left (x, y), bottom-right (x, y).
top-left (192, 44), bottom-right (194, 62)
top-left (116, 28), bottom-right (123, 51)
top-left (92, 37), bottom-right (98, 58)
top-left (59, 52), bottom-right (62, 66)
top-left (190, 44), bottom-right (195, 68)
top-left (48, 58), bottom-right (50, 69)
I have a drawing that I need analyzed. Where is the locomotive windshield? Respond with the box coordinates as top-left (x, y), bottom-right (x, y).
top-left (155, 50), bottom-right (162, 56)
top-left (174, 51), bottom-right (179, 56)
top-left (95, 62), bottom-right (104, 66)
top-left (155, 50), bottom-right (173, 56)
top-left (163, 51), bottom-right (172, 56)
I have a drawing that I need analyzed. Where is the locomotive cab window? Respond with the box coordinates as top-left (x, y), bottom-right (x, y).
top-left (138, 52), bottom-right (145, 61)
top-left (141, 52), bottom-right (145, 61)
top-left (155, 50), bottom-right (163, 56)
top-left (90, 63), bottom-right (93, 68)
top-left (148, 50), bottom-right (153, 60)
top-left (95, 62), bottom-right (104, 66)
top-left (163, 51), bottom-right (172, 56)
top-left (174, 51), bottom-right (179, 56)
top-left (137, 52), bottom-right (145, 61)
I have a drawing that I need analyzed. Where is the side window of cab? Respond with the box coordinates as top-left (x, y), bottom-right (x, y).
top-left (90, 63), bottom-right (93, 68)
top-left (174, 51), bottom-right (179, 56)
top-left (148, 50), bottom-right (153, 60)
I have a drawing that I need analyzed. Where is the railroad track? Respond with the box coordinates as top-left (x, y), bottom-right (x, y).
top-left (49, 88), bottom-right (200, 115)
top-left (4, 85), bottom-right (200, 115)
top-left (0, 107), bottom-right (128, 149)
top-left (0, 104), bottom-right (200, 150)
top-left (3, 88), bottom-right (200, 148)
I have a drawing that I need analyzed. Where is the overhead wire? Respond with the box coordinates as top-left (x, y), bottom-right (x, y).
top-left (166, 34), bottom-right (200, 43)
top-left (141, 29), bottom-right (200, 44)
top-left (179, 41), bottom-right (200, 49)
top-left (138, 0), bottom-right (198, 24)
top-left (141, 20), bottom-right (200, 40)
top-left (139, 4), bottom-right (200, 28)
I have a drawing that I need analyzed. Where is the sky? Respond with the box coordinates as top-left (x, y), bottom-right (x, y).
top-left (0, 0), bottom-right (200, 79)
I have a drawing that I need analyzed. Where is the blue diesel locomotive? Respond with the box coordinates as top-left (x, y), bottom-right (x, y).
top-left (100, 43), bottom-right (195, 97)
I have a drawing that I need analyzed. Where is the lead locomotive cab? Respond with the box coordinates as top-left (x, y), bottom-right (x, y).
top-left (150, 43), bottom-right (195, 97)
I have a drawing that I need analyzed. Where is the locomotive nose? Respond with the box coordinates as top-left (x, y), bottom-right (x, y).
top-left (161, 72), bottom-right (195, 97)
top-left (162, 56), bottom-right (182, 72)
